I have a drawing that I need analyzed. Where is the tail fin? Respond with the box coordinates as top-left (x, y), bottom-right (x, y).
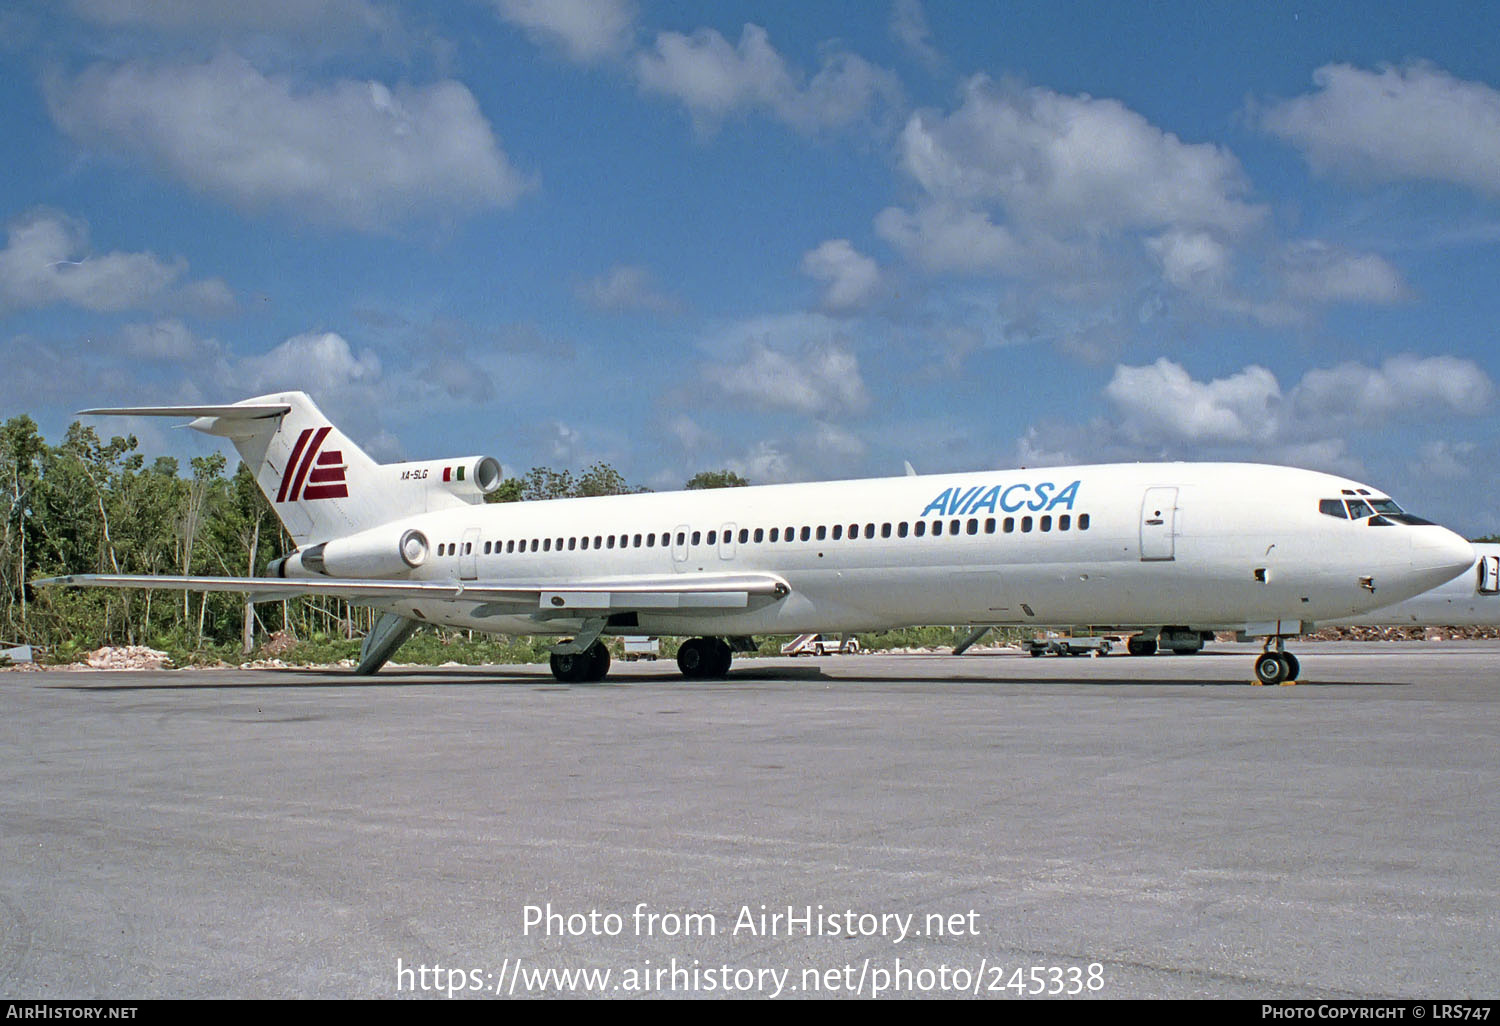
top-left (81, 391), bottom-right (448, 546)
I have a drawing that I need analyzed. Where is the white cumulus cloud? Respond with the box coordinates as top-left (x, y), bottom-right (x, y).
top-left (0, 210), bottom-right (231, 314)
top-left (801, 239), bottom-right (881, 311)
top-left (635, 23), bottom-right (901, 134)
top-left (1105, 359), bottom-right (1283, 446)
top-left (239, 331), bottom-right (383, 396)
top-left (576, 264), bottom-right (681, 314)
top-left (487, 0), bottom-right (637, 62)
top-left (1259, 62), bottom-right (1500, 196)
top-left (46, 55), bottom-right (532, 231)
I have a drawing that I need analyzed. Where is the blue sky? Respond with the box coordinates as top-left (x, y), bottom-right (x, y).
top-left (3, 1), bottom-right (1499, 535)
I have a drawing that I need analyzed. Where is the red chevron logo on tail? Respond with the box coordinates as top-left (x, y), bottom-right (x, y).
top-left (277, 427), bottom-right (349, 502)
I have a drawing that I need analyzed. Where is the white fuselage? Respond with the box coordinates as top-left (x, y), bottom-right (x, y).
top-left (286, 462), bottom-right (1474, 639)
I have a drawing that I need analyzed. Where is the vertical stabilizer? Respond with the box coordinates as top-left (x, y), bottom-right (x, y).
top-left (81, 392), bottom-right (441, 546)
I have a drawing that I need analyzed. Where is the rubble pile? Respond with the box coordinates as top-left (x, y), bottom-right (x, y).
top-left (1311, 625), bottom-right (1500, 642)
top-left (84, 646), bottom-right (173, 670)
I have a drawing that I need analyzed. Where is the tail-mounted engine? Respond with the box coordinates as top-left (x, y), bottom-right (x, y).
top-left (270, 524), bottom-right (430, 579)
top-left (383, 455), bottom-right (503, 505)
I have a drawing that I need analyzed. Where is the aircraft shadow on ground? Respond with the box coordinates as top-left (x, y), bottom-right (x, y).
top-left (46, 663), bottom-right (1409, 691)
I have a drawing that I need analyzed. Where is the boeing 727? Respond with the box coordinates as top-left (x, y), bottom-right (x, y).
top-left (35, 392), bottom-right (1475, 685)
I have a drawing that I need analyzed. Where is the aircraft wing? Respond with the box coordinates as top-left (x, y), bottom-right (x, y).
top-left (32, 571), bottom-right (790, 616)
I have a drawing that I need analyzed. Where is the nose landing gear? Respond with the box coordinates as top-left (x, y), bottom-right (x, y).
top-left (1253, 639), bottom-right (1300, 685)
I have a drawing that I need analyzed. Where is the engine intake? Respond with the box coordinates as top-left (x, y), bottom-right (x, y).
top-left (384, 455), bottom-right (502, 504)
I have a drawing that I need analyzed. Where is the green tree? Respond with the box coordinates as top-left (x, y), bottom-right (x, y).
top-left (685, 469), bottom-right (748, 490)
top-left (0, 415), bottom-right (46, 642)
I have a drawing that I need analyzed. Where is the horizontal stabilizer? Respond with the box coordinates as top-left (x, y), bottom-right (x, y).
top-left (79, 403), bottom-right (291, 420)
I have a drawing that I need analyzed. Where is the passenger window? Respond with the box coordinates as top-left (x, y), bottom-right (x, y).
top-left (800, 526), bottom-right (811, 542)
top-left (606, 536), bottom-right (615, 549)
top-left (816, 525), bottom-right (826, 541)
top-left (769, 528), bottom-right (779, 542)
top-left (1021, 516), bottom-right (1033, 532)
top-left (832, 525), bottom-right (842, 540)
top-left (882, 523), bottom-right (892, 538)
top-left (1058, 514), bottom-right (1070, 531)
top-left (1078, 514), bottom-right (1090, 530)
top-left (949, 519), bottom-right (959, 535)
top-left (984, 518), bottom-right (995, 534)
top-left (634, 534), bottom-right (642, 547)
top-left (691, 531), bottom-right (701, 545)
top-left (1041, 515), bottom-right (1052, 532)
top-left (1319, 499), bottom-right (1348, 519)
top-left (915, 521), bottom-right (926, 538)
top-left (646, 533), bottom-right (655, 547)
top-left (543, 539), bottom-right (551, 552)
top-left (933, 520), bottom-right (943, 537)
top-left (1004, 517), bottom-right (1014, 533)
top-left (739, 529), bottom-right (749, 543)
top-left (675, 532), bottom-right (684, 546)
top-left (898, 522), bottom-right (909, 538)
top-left (966, 518), bottom-right (978, 535)
top-left (754, 528), bottom-right (764, 543)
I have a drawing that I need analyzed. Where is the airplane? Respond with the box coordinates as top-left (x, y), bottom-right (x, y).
top-left (33, 391), bottom-right (1475, 686)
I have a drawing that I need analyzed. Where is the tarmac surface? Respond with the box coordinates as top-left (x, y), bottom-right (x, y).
top-left (2, 640), bottom-right (1497, 1000)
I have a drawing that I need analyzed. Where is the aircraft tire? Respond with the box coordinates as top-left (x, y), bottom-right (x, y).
top-left (710, 638), bottom-right (733, 677)
top-left (1254, 653), bottom-right (1289, 685)
top-left (1281, 652), bottom-right (1300, 681)
top-left (550, 650), bottom-right (592, 683)
top-left (1127, 637), bottom-right (1158, 656)
top-left (677, 638), bottom-right (710, 679)
top-left (585, 641), bottom-right (611, 682)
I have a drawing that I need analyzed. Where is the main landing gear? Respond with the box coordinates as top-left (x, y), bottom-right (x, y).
top-left (549, 641), bottom-right (611, 683)
top-left (1253, 638), bottom-right (1301, 685)
top-left (547, 636), bottom-right (736, 682)
top-left (677, 636), bottom-right (733, 679)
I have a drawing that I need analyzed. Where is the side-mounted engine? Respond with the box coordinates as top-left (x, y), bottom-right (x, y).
top-left (268, 523), bottom-right (432, 579)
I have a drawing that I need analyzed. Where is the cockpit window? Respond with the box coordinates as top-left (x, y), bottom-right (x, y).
top-left (1319, 499), bottom-right (1348, 519)
top-left (1369, 499), bottom-right (1404, 515)
top-left (1346, 499), bottom-right (1374, 519)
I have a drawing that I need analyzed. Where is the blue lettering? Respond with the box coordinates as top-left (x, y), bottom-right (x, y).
top-left (969, 485), bottom-right (1001, 515)
top-left (952, 485), bottom-right (983, 516)
top-left (921, 488), bottom-right (954, 518)
top-left (1047, 480), bottom-right (1081, 511)
top-left (922, 478), bottom-right (1082, 517)
top-left (1001, 483), bottom-right (1031, 513)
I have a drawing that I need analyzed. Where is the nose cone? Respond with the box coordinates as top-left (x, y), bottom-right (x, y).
top-left (1409, 526), bottom-right (1475, 592)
